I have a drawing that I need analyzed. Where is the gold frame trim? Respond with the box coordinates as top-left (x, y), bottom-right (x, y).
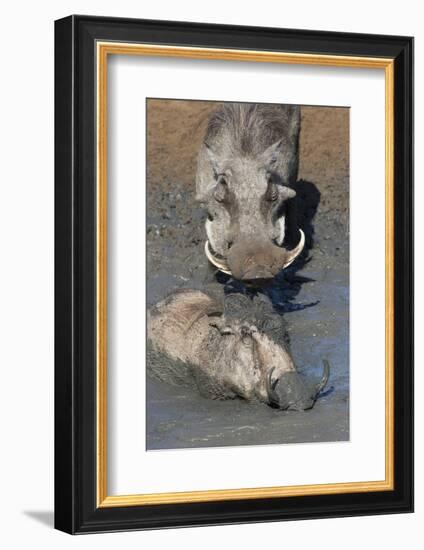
top-left (96, 42), bottom-right (395, 508)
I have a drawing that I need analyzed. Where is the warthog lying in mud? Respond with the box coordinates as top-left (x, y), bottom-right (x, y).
top-left (147, 290), bottom-right (329, 411)
top-left (196, 102), bottom-right (305, 284)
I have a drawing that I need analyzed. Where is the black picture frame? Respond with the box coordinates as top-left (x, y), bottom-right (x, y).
top-left (55, 14), bottom-right (413, 534)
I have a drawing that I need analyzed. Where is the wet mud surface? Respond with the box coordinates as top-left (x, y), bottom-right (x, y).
top-left (146, 100), bottom-right (349, 450)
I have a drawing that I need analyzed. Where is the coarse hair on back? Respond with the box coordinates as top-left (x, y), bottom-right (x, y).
top-left (205, 102), bottom-right (300, 157)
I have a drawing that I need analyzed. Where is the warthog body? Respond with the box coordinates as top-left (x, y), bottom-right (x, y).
top-left (196, 102), bottom-right (304, 283)
top-left (147, 290), bottom-right (329, 410)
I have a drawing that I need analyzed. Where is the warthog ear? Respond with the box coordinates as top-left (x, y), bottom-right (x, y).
top-left (204, 141), bottom-right (221, 178)
top-left (261, 137), bottom-right (288, 168)
top-left (286, 105), bottom-right (301, 142)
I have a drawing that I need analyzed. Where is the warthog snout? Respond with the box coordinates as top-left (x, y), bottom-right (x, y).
top-left (205, 229), bottom-right (305, 283)
top-left (266, 360), bottom-right (330, 411)
top-left (226, 231), bottom-right (305, 282)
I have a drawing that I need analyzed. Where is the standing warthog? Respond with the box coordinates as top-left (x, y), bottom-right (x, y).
top-left (196, 102), bottom-right (304, 284)
top-left (147, 290), bottom-right (329, 410)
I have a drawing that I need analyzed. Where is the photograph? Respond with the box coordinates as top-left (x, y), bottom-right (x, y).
top-left (146, 98), bottom-right (350, 450)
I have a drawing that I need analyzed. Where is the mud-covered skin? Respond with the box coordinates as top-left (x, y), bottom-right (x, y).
top-left (147, 290), bottom-right (329, 409)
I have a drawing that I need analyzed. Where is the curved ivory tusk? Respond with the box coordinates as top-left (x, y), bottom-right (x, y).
top-left (204, 241), bottom-right (232, 275)
top-left (282, 229), bottom-right (305, 269)
top-left (266, 367), bottom-right (279, 405)
top-left (314, 359), bottom-right (330, 397)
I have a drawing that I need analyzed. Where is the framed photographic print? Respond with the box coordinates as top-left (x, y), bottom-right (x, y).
top-left (54, 15), bottom-right (413, 534)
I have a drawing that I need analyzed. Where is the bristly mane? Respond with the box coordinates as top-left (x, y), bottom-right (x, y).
top-left (205, 102), bottom-right (300, 157)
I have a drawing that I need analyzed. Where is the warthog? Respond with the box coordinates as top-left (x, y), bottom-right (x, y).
top-left (147, 290), bottom-right (329, 410)
top-left (196, 102), bottom-right (304, 284)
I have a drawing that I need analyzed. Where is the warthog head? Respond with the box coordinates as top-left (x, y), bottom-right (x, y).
top-left (208, 294), bottom-right (329, 409)
top-left (265, 360), bottom-right (330, 411)
top-left (196, 103), bottom-right (304, 284)
top-left (148, 291), bottom-right (329, 410)
top-left (211, 316), bottom-right (329, 410)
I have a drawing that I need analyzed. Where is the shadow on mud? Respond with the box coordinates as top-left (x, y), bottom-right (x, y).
top-left (318, 385), bottom-right (335, 400)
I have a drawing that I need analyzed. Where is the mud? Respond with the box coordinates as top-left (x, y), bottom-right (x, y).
top-left (146, 99), bottom-right (349, 450)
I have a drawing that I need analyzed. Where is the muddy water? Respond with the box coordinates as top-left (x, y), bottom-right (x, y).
top-left (146, 219), bottom-right (349, 450)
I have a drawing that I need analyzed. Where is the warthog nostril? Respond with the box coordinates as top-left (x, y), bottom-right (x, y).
top-left (227, 241), bottom-right (233, 250)
top-left (241, 267), bottom-right (275, 282)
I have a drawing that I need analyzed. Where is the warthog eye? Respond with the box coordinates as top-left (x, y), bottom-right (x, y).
top-left (214, 175), bottom-right (228, 203)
